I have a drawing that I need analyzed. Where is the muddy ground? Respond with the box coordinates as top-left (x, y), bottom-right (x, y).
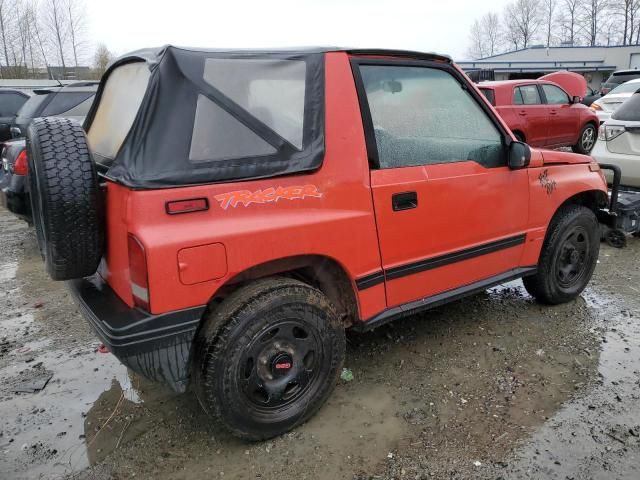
top-left (0, 207), bottom-right (639, 480)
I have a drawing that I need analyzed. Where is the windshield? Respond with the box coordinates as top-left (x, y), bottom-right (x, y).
top-left (608, 81), bottom-right (640, 95)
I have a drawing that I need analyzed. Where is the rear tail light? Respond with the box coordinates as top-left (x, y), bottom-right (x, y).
top-left (598, 124), bottom-right (625, 142)
top-left (128, 234), bottom-right (150, 311)
top-left (13, 149), bottom-right (27, 175)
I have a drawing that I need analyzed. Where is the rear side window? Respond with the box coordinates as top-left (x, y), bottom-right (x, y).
top-left (609, 72), bottom-right (640, 85)
top-left (0, 92), bottom-right (28, 116)
top-left (479, 88), bottom-right (495, 105)
top-left (42, 92), bottom-right (95, 116)
top-left (358, 65), bottom-right (504, 169)
top-left (541, 84), bottom-right (569, 104)
top-left (514, 85), bottom-right (541, 105)
top-left (612, 93), bottom-right (640, 121)
top-left (16, 94), bottom-right (48, 119)
top-left (190, 58), bottom-right (306, 162)
top-left (608, 81), bottom-right (640, 95)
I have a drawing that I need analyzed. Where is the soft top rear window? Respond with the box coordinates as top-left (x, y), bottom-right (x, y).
top-left (612, 93), bottom-right (640, 121)
top-left (86, 46), bottom-right (325, 188)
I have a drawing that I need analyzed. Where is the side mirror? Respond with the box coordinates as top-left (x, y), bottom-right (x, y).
top-left (571, 95), bottom-right (581, 104)
top-left (508, 140), bottom-right (531, 169)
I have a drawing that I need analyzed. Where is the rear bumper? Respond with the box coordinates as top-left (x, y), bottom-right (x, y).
top-left (67, 274), bottom-right (206, 393)
top-left (592, 141), bottom-right (640, 189)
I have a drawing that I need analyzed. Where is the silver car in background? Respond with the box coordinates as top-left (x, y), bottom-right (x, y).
top-left (591, 78), bottom-right (640, 124)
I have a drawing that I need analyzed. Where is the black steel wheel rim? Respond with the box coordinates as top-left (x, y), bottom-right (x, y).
top-left (238, 319), bottom-right (323, 411)
top-left (581, 125), bottom-right (595, 151)
top-left (556, 225), bottom-right (590, 288)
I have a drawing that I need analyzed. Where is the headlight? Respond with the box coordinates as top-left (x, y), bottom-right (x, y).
top-left (600, 124), bottom-right (626, 141)
top-left (590, 103), bottom-right (603, 112)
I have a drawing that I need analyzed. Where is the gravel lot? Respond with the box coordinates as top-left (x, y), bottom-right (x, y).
top-left (1, 207), bottom-right (639, 480)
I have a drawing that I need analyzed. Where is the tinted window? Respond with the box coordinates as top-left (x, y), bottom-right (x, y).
top-left (359, 65), bottom-right (504, 169)
top-left (479, 88), bottom-right (495, 105)
top-left (0, 92), bottom-right (28, 116)
top-left (189, 58), bottom-right (306, 163)
top-left (609, 72), bottom-right (640, 85)
top-left (16, 94), bottom-right (48, 119)
top-left (201, 58), bottom-right (306, 150)
top-left (612, 93), bottom-right (640, 121)
top-left (608, 81), bottom-right (640, 95)
top-left (516, 85), bottom-right (541, 105)
top-left (513, 88), bottom-right (524, 105)
top-left (542, 84), bottom-right (569, 104)
top-left (42, 92), bottom-right (94, 116)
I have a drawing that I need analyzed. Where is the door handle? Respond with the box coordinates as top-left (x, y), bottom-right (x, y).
top-left (550, 110), bottom-right (558, 115)
top-left (392, 191), bottom-right (417, 211)
top-left (518, 110), bottom-right (527, 116)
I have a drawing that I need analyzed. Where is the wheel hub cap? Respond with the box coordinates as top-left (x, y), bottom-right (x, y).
top-left (270, 352), bottom-right (293, 378)
top-left (556, 226), bottom-right (589, 287)
top-left (239, 321), bottom-right (320, 410)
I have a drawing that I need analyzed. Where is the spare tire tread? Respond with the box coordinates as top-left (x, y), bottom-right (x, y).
top-left (27, 117), bottom-right (103, 280)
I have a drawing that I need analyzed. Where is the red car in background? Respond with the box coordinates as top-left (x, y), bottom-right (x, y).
top-left (479, 72), bottom-right (599, 155)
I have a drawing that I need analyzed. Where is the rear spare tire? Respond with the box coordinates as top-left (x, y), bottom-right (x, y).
top-left (26, 117), bottom-right (103, 281)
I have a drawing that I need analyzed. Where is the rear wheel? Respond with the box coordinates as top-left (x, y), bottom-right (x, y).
top-left (523, 205), bottom-right (599, 304)
top-left (572, 123), bottom-right (597, 154)
top-left (193, 277), bottom-right (345, 440)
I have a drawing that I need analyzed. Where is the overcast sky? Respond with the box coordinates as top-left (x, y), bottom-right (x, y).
top-left (86, 0), bottom-right (511, 62)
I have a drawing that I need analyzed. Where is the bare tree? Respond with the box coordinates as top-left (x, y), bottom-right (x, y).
top-left (542, 0), bottom-right (557, 46)
top-left (559, 0), bottom-right (582, 45)
top-left (504, 0), bottom-right (543, 49)
top-left (467, 19), bottom-right (487, 59)
top-left (66, 0), bottom-right (85, 67)
top-left (0, 0), bottom-right (17, 70)
top-left (581, 0), bottom-right (608, 46)
top-left (42, 0), bottom-right (68, 73)
top-left (482, 12), bottom-right (502, 55)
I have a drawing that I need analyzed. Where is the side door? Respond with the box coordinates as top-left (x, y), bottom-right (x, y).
top-left (513, 84), bottom-right (549, 147)
top-left (540, 83), bottom-right (576, 146)
top-left (353, 60), bottom-right (530, 309)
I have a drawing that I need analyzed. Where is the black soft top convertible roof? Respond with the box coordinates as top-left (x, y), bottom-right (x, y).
top-left (85, 45), bottom-right (450, 188)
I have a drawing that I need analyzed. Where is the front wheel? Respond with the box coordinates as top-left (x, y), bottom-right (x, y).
top-left (193, 277), bottom-right (345, 440)
top-left (523, 205), bottom-right (600, 305)
top-left (572, 123), bottom-right (597, 154)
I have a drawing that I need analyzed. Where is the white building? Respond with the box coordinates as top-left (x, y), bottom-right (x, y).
top-left (458, 45), bottom-right (640, 90)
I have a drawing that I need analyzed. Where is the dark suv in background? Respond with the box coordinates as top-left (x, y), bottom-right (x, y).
top-left (0, 83), bottom-right (97, 222)
top-left (10, 83), bottom-right (97, 138)
top-left (601, 69), bottom-right (640, 95)
top-left (0, 88), bottom-right (31, 141)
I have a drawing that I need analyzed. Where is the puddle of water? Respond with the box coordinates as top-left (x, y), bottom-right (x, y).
top-left (485, 287), bottom-right (640, 478)
top-left (0, 346), bottom-right (142, 479)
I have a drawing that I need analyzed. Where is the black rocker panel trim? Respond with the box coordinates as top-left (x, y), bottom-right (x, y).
top-left (355, 233), bottom-right (527, 290)
top-left (353, 267), bottom-right (537, 331)
top-left (385, 234), bottom-right (526, 281)
top-left (355, 271), bottom-right (385, 290)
